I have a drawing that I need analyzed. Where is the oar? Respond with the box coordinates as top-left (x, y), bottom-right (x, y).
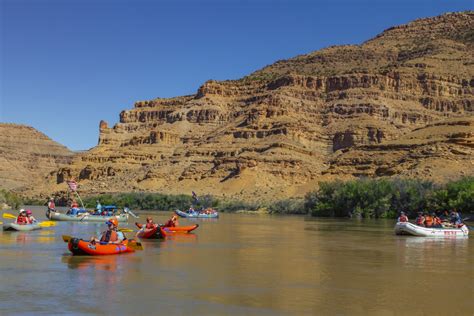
top-left (38, 221), bottom-right (57, 227)
top-left (118, 228), bottom-right (134, 232)
top-left (62, 235), bottom-right (72, 242)
top-left (2, 213), bottom-right (17, 220)
top-left (124, 208), bottom-right (139, 219)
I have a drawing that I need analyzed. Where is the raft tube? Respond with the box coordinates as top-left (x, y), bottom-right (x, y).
top-left (394, 222), bottom-right (469, 237)
top-left (175, 210), bottom-right (218, 218)
top-left (163, 224), bottom-right (199, 234)
top-left (68, 238), bottom-right (136, 256)
top-left (136, 225), bottom-right (167, 239)
top-left (3, 223), bottom-right (42, 231)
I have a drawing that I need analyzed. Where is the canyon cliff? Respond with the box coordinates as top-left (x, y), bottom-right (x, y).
top-left (4, 12), bottom-right (474, 200)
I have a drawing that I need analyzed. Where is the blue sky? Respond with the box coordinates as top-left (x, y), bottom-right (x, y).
top-left (1, 0), bottom-right (472, 150)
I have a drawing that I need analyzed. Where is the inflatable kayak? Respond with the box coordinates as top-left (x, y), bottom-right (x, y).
top-left (394, 222), bottom-right (469, 237)
top-left (47, 210), bottom-right (128, 222)
top-left (68, 238), bottom-right (137, 256)
top-left (136, 225), bottom-right (167, 239)
top-left (3, 223), bottom-right (42, 231)
top-left (175, 209), bottom-right (218, 218)
top-left (162, 224), bottom-right (199, 234)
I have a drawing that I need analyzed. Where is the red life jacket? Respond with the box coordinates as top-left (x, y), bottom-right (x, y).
top-left (399, 215), bottom-right (408, 222)
top-left (16, 216), bottom-right (27, 225)
top-left (145, 222), bottom-right (155, 229)
top-left (416, 216), bottom-right (424, 225)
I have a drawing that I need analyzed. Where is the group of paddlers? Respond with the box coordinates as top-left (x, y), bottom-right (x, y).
top-left (15, 209), bottom-right (37, 225)
top-left (90, 214), bottom-right (179, 245)
top-left (397, 210), bottom-right (464, 228)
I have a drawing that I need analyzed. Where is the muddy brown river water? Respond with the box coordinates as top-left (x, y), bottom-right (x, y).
top-left (0, 207), bottom-right (472, 315)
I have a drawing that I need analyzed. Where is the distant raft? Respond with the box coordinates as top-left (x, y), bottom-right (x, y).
top-left (175, 209), bottom-right (219, 218)
top-left (394, 222), bottom-right (469, 237)
top-left (47, 206), bottom-right (129, 222)
top-left (3, 223), bottom-right (42, 231)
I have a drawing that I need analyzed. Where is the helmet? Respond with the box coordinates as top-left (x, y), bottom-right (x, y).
top-left (26, 210), bottom-right (32, 215)
top-left (107, 218), bottom-right (119, 227)
top-left (19, 208), bottom-right (25, 214)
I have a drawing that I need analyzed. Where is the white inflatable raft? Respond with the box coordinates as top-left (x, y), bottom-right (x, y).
top-left (394, 222), bottom-right (469, 237)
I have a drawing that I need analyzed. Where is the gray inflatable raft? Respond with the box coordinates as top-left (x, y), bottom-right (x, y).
top-left (3, 223), bottom-right (42, 231)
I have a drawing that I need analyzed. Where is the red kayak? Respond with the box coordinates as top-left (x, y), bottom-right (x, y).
top-left (162, 224), bottom-right (199, 234)
top-left (136, 224), bottom-right (167, 239)
top-left (68, 238), bottom-right (138, 256)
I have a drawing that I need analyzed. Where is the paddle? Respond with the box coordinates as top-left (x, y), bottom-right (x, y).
top-left (118, 228), bottom-right (134, 232)
top-left (2, 213), bottom-right (17, 220)
top-left (61, 234), bottom-right (143, 250)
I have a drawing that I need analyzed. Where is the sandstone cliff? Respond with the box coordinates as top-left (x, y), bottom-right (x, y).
top-left (9, 12), bottom-right (474, 200)
top-left (0, 124), bottom-right (73, 193)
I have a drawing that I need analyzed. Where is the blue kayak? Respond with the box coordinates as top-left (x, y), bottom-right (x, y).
top-left (175, 209), bottom-right (219, 218)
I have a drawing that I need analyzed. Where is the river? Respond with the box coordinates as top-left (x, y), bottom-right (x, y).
top-left (0, 207), bottom-right (472, 315)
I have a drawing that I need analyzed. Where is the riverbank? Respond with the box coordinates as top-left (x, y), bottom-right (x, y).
top-left (12, 176), bottom-right (474, 219)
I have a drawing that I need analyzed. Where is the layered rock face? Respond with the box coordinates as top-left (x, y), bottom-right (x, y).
top-left (20, 12), bottom-right (474, 199)
top-left (0, 124), bottom-right (73, 192)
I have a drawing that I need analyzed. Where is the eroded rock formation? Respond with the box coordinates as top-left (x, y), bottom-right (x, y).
top-left (4, 12), bottom-right (474, 200)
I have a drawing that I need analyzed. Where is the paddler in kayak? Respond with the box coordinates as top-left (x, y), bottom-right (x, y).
top-left (164, 215), bottom-right (178, 227)
top-left (135, 216), bottom-right (157, 229)
top-left (16, 209), bottom-right (28, 225)
top-left (90, 218), bottom-right (123, 244)
top-left (25, 210), bottom-right (37, 224)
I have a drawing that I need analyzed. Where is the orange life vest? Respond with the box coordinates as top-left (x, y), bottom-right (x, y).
top-left (100, 230), bottom-right (118, 243)
top-left (424, 216), bottom-right (434, 227)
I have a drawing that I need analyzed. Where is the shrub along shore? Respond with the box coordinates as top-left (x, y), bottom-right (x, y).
top-left (9, 176), bottom-right (474, 219)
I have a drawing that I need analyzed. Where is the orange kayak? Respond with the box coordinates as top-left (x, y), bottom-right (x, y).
top-left (162, 224), bottom-right (199, 234)
top-left (136, 225), bottom-right (167, 239)
top-left (68, 238), bottom-right (136, 256)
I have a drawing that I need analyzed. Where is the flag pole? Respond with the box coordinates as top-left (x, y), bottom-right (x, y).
top-left (75, 191), bottom-right (85, 209)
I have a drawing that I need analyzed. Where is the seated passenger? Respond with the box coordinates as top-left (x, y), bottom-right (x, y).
top-left (91, 218), bottom-right (122, 244)
top-left (25, 210), bottom-right (37, 224)
top-left (135, 217), bottom-right (156, 229)
top-left (16, 209), bottom-right (28, 225)
top-left (424, 213), bottom-right (434, 228)
top-left (164, 215), bottom-right (178, 227)
top-left (397, 212), bottom-right (409, 223)
top-left (415, 212), bottom-right (425, 226)
top-left (433, 213), bottom-right (443, 228)
top-left (450, 210), bottom-right (462, 226)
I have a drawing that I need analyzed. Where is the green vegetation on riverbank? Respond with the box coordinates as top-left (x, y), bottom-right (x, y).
top-left (305, 177), bottom-right (474, 219)
top-left (0, 189), bottom-right (22, 210)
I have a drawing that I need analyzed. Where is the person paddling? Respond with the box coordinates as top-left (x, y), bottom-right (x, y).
top-left (415, 212), bottom-right (425, 226)
top-left (16, 209), bottom-right (28, 225)
top-left (397, 212), bottom-right (408, 223)
top-left (25, 210), bottom-right (37, 224)
top-left (91, 218), bottom-right (122, 244)
top-left (164, 215), bottom-right (178, 227)
top-left (135, 217), bottom-right (157, 229)
top-left (47, 198), bottom-right (56, 211)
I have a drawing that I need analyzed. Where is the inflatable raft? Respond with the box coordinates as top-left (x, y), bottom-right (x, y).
top-left (68, 238), bottom-right (137, 256)
top-left (2, 223), bottom-right (42, 231)
top-left (163, 224), bottom-right (199, 234)
top-left (175, 210), bottom-right (218, 218)
top-left (136, 225), bottom-right (167, 239)
top-left (394, 222), bottom-right (469, 237)
top-left (47, 209), bottom-right (128, 222)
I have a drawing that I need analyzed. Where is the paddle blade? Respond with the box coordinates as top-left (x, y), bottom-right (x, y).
top-left (127, 241), bottom-right (143, 251)
top-left (118, 228), bottom-right (134, 232)
top-left (2, 213), bottom-right (17, 220)
top-left (62, 235), bottom-right (72, 243)
top-left (38, 221), bottom-right (57, 227)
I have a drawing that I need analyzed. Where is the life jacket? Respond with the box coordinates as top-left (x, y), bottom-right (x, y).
top-left (100, 230), bottom-right (118, 243)
top-left (424, 216), bottom-right (433, 227)
top-left (399, 215), bottom-right (408, 222)
top-left (416, 216), bottom-right (424, 225)
top-left (164, 219), bottom-right (175, 227)
top-left (145, 222), bottom-right (155, 229)
top-left (16, 216), bottom-right (27, 225)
